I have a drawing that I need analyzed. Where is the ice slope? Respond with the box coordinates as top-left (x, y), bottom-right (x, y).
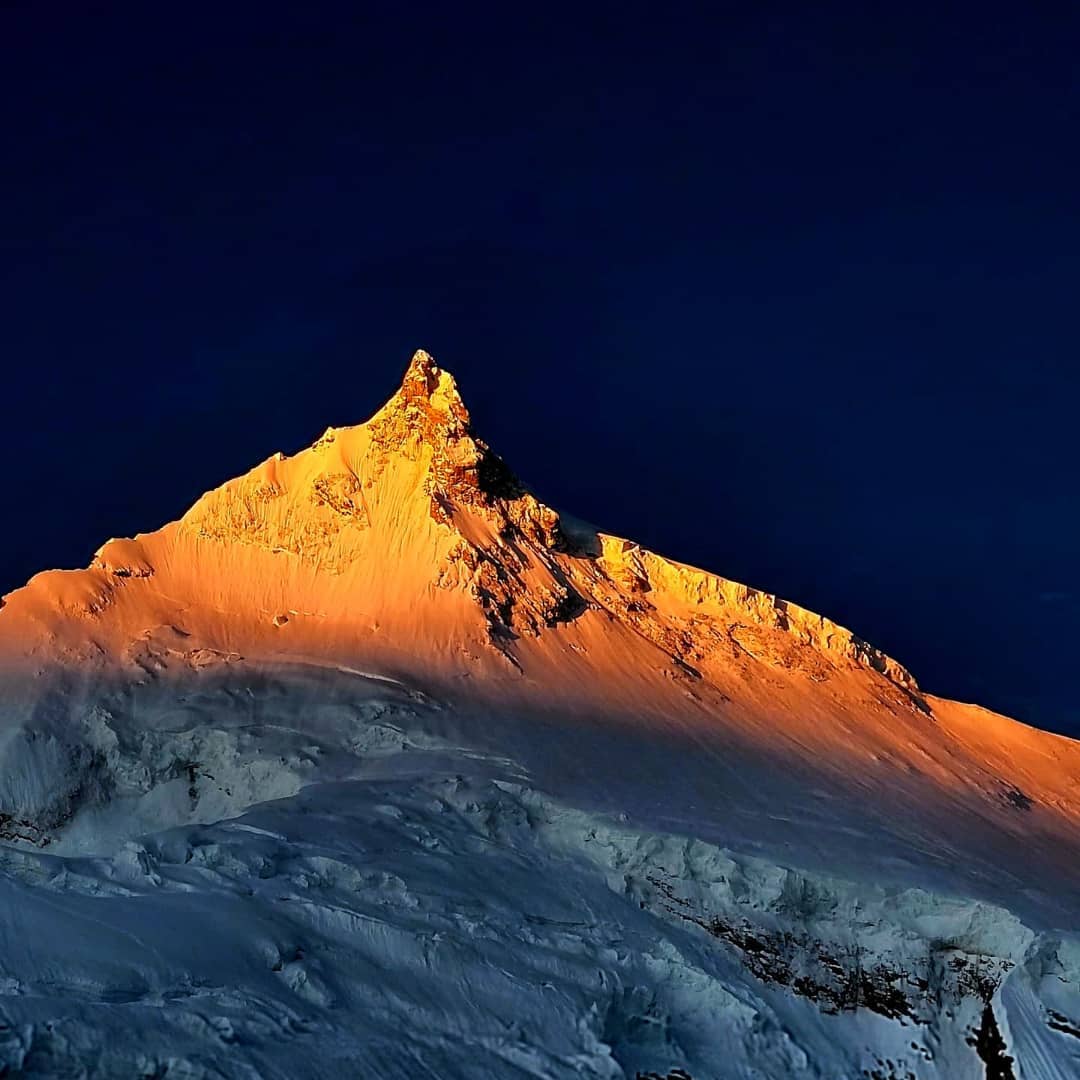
top-left (0, 671), bottom-right (1075, 1079)
top-left (0, 350), bottom-right (1078, 1076)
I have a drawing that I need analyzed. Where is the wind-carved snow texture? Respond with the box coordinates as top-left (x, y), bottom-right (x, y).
top-left (2, 351), bottom-right (1080, 1076)
top-left (0, 667), bottom-right (1073, 1078)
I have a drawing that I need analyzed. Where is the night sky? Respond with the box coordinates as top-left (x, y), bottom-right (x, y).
top-left (3, 5), bottom-right (1078, 734)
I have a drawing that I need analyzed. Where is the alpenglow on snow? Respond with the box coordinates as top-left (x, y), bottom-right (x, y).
top-left (0, 351), bottom-right (1076, 1078)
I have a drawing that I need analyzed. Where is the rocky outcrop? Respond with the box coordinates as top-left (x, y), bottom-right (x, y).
top-left (586, 535), bottom-right (923, 697)
top-left (360, 352), bottom-right (922, 691)
top-left (34, 350), bottom-right (924, 697)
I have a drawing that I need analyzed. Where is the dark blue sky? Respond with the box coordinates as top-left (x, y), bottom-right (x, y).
top-left (3, 4), bottom-right (1078, 733)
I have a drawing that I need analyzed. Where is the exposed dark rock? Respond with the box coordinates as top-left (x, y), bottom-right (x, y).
top-left (543, 585), bottom-right (590, 626)
top-left (968, 1001), bottom-right (1016, 1080)
top-left (475, 447), bottom-right (524, 501)
top-left (0, 812), bottom-right (51, 847)
top-left (1048, 1009), bottom-right (1080, 1039)
top-left (645, 873), bottom-right (1014, 1030)
top-left (1002, 786), bottom-right (1034, 811)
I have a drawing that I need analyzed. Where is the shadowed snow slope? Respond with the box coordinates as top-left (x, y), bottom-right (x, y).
top-left (0, 350), bottom-right (1078, 1077)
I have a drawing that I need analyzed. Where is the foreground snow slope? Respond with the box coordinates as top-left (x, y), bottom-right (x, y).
top-left (0, 351), bottom-right (1077, 1077)
top-left (0, 671), bottom-right (1075, 1078)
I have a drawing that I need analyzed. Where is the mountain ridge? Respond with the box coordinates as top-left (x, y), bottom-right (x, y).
top-left (0, 350), bottom-right (1078, 934)
top-left (2, 349), bottom-right (918, 696)
top-left (0, 350), bottom-right (1078, 1077)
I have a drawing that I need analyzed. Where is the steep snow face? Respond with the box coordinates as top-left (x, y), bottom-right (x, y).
top-left (0, 349), bottom-right (913, 685)
top-left (0, 350), bottom-right (1079, 1076)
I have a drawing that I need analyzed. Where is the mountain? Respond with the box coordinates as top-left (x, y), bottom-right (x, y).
top-left (0, 350), bottom-right (1077, 1078)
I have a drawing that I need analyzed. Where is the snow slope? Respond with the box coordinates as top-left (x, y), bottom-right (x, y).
top-left (0, 350), bottom-right (1077, 1077)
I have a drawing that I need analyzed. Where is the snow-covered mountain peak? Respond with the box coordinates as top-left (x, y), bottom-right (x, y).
top-left (0, 350), bottom-right (1078, 913)
top-left (390, 347), bottom-right (471, 428)
top-left (1, 349), bottom-right (1079, 1075)
top-left (361, 347), bottom-right (475, 464)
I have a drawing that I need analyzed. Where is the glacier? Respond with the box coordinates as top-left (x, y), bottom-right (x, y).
top-left (0, 351), bottom-right (1078, 1077)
